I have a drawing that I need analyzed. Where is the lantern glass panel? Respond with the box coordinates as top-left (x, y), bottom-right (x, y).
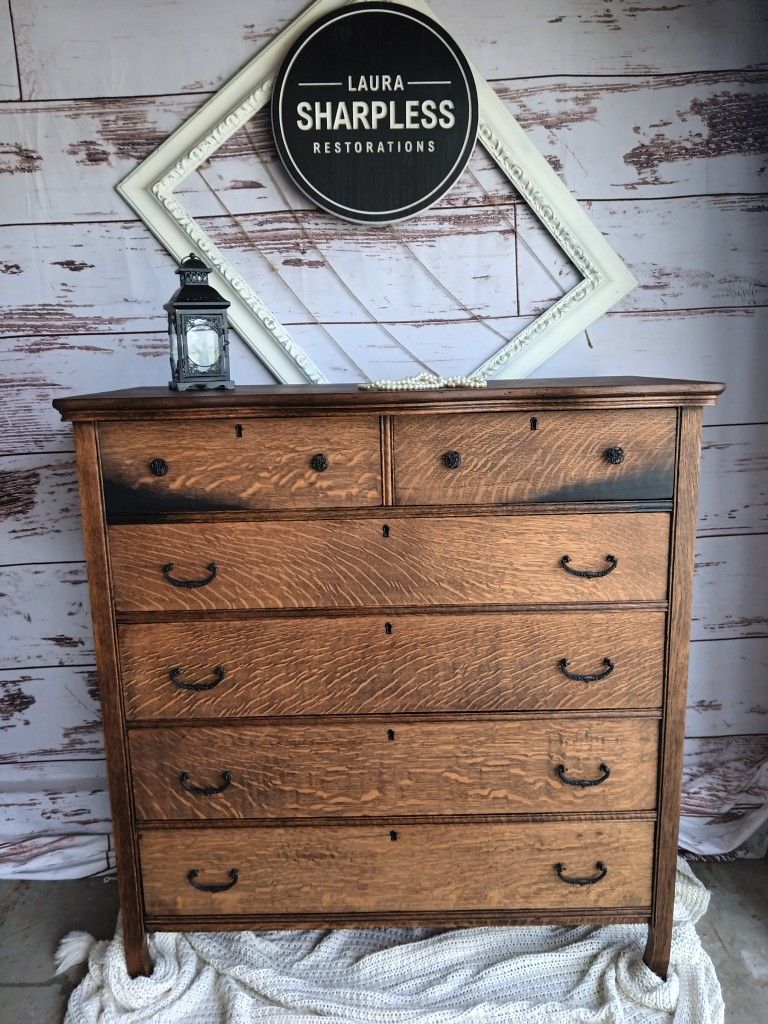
top-left (168, 314), bottom-right (180, 375)
top-left (186, 317), bottom-right (220, 372)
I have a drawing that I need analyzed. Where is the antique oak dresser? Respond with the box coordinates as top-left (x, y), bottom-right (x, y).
top-left (54, 377), bottom-right (723, 979)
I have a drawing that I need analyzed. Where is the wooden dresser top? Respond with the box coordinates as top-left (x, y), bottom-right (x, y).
top-left (53, 376), bottom-right (724, 420)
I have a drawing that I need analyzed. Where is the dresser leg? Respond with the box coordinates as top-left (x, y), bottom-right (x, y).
top-left (643, 920), bottom-right (671, 980)
top-left (124, 927), bottom-right (153, 978)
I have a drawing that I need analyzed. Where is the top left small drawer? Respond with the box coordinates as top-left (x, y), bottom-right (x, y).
top-left (99, 416), bottom-right (383, 514)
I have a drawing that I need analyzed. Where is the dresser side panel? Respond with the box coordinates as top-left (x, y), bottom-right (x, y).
top-left (71, 422), bottom-right (150, 976)
top-left (645, 406), bottom-right (704, 978)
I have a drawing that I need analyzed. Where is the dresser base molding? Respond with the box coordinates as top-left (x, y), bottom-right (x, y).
top-left (53, 379), bottom-right (723, 979)
top-left (145, 909), bottom-right (652, 931)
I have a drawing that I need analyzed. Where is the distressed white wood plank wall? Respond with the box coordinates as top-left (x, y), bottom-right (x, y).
top-left (3, 72), bottom-right (765, 225)
top-left (0, 0), bottom-right (766, 874)
top-left (11, 0), bottom-right (768, 99)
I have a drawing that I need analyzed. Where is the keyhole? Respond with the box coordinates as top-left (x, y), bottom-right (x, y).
top-left (385, 622), bottom-right (393, 635)
top-left (387, 728), bottom-right (396, 741)
top-left (235, 424), bottom-right (243, 438)
top-left (390, 830), bottom-right (398, 841)
top-left (530, 417), bottom-right (538, 431)
top-left (382, 524), bottom-right (390, 538)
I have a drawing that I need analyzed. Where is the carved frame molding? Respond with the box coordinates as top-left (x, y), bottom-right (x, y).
top-left (117, 0), bottom-right (636, 383)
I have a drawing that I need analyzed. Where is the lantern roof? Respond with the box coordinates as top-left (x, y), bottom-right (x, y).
top-left (176, 253), bottom-right (209, 274)
top-left (164, 252), bottom-right (231, 310)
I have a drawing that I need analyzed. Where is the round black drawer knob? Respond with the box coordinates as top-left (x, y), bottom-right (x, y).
top-left (149, 458), bottom-right (168, 477)
top-left (442, 450), bottom-right (462, 470)
top-left (604, 446), bottom-right (625, 465)
top-left (310, 453), bottom-right (329, 472)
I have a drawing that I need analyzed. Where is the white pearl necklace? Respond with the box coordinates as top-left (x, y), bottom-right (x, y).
top-left (359, 372), bottom-right (488, 392)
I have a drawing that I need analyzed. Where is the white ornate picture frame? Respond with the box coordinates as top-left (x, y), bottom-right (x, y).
top-left (117, 0), bottom-right (635, 384)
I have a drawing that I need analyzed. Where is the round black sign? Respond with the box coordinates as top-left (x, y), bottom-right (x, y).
top-left (271, 2), bottom-right (478, 224)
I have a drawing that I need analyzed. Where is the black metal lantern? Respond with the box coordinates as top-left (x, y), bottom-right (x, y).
top-left (164, 253), bottom-right (234, 391)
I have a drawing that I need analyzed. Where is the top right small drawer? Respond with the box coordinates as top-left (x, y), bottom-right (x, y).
top-left (393, 409), bottom-right (677, 506)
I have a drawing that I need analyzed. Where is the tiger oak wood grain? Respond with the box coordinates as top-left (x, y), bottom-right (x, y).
top-left (109, 512), bottom-right (670, 612)
top-left (119, 609), bottom-right (666, 719)
top-left (138, 819), bottom-right (655, 917)
top-left (98, 415), bottom-right (382, 513)
top-left (129, 717), bottom-right (659, 821)
top-left (394, 409), bottom-right (677, 505)
top-left (55, 380), bottom-right (720, 978)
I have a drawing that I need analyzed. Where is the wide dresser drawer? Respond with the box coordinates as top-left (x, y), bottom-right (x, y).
top-left (119, 609), bottom-right (665, 719)
top-left (393, 409), bottom-right (677, 505)
top-left (139, 819), bottom-right (655, 918)
top-left (99, 415), bottom-right (382, 513)
top-left (129, 717), bottom-right (659, 821)
top-left (109, 512), bottom-right (670, 612)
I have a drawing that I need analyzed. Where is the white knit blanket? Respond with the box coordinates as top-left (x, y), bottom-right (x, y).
top-left (62, 859), bottom-right (723, 1024)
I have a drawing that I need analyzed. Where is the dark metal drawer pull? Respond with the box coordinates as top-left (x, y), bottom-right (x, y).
top-left (187, 868), bottom-right (238, 892)
top-left (310, 452), bottom-right (329, 472)
top-left (162, 562), bottom-right (217, 588)
top-left (555, 861), bottom-right (607, 886)
top-left (556, 763), bottom-right (611, 788)
top-left (558, 657), bottom-right (614, 683)
top-left (442, 450), bottom-right (461, 469)
top-left (560, 554), bottom-right (618, 578)
top-left (605, 446), bottom-right (625, 465)
top-left (179, 770), bottom-right (232, 796)
top-left (149, 458), bottom-right (168, 476)
top-left (170, 665), bottom-right (226, 691)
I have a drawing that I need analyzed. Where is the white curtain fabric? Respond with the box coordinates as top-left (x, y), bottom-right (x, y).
top-left (63, 859), bottom-right (723, 1024)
